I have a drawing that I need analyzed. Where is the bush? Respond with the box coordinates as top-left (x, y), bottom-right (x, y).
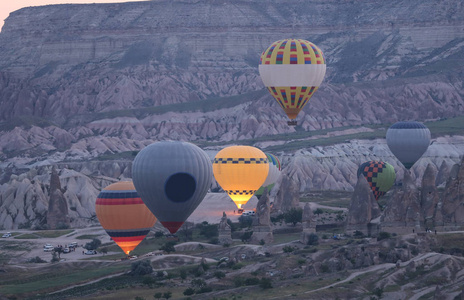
top-left (314, 208), bottom-right (324, 215)
top-left (234, 277), bottom-right (245, 287)
top-left (214, 271), bottom-right (225, 279)
top-left (154, 231), bottom-right (164, 238)
top-left (27, 256), bottom-right (47, 263)
top-left (245, 277), bottom-right (260, 285)
top-left (160, 241), bottom-right (176, 253)
top-left (180, 269), bottom-right (187, 280)
top-left (130, 260), bottom-right (153, 276)
top-left (197, 221), bottom-right (218, 238)
top-left (240, 231), bottom-right (253, 243)
top-left (238, 215), bottom-right (253, 228)
top-left (283, 246), bottom-right (294, 253)
top-left (85, 238), bottom-right (102, 250)
top-left (232, 263), bottom-right (244, 270)
top-left (197, 286), bottom-right (213, 294)
top-left (307, 233), bottom-right (319, 246)
top-left (183, 288), bottom-right (195, 296)
top-left (153, 292), bottom-right (162, 299)
top-left (377, 232), bottom-right (391, 241)
top-left (353, 231), bottom-right (364, 238)
top-left (259, 239), bottom-right (265, 245)
top-left (259, 277), bottom-right (273, 289)
top-left (56, 222), bottom-right (69, 230)
top-left (284, 208), bottom-right (303, 226)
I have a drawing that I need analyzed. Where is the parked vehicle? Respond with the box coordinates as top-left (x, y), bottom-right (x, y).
top-left (44, 245), bottom-right (54, 252)
top-left (242, 211), bottom-right (255, 216)
top-left (68, 242), bottom-right (78, 248)
top-left (84, 250), bottom-right (97, 255)
top-left (2, 232), bottom-right (11, 238)
top-left (63, 248), bottom-right (70, 253)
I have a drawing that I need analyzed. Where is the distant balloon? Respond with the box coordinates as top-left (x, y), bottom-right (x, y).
top-left (386, 121), bottom-right (431, 169)
top-left (357, 161), bottom-right (396, 201)
top-left (255, 153), bottom-right (281, 199)
top-left (132, 141), bottom-right (212, 234)
top-left (259, 38), bottom-right (326, 125)
top-left (213, 145), bottom-right (269, 209)
top-left (95, 181), bottom-right (157, 255)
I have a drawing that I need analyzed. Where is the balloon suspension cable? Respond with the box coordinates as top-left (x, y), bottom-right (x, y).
top-left (287, 120), bottom-right (297, 126)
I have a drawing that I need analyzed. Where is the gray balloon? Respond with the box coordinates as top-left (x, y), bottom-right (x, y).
top-left (386, 121), bottom-right (431, 169)
top-left (132, 141), bottom-right (212, 234)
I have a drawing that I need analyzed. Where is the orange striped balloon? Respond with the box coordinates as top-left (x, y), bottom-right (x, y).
top-left (95, 181), bottom-right (157, 255)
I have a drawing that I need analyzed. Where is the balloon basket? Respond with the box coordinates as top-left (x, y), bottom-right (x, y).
top-left (287, 120), bottom-right (297, 126)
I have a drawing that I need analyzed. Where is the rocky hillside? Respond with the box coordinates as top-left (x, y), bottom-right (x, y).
top-left (0, 0), bottom-right (464, 228)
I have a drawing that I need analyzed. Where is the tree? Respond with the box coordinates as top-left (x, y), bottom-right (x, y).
top-left (154, 231), bottom-right (164, 238)
top-left (100, 247), bottom-right (108, 256)
top-left (284, 208), bottom-right (303, 226)
top-left (238, 215), bottom-right (253, 228)
top-left (314, 208), bottom-right (324, 215)
top-left (53, 247), bottom-right (63, 260)
top-left (160, 241), bottom-right (176, 254)
top-left (307, 233), bottom-right (319, 246)
top-left (84, 238), bottom-right (102, 250)
top-left (260, 277), bottom-right (273, 289)
top-left (197, 221), bottom-right (218, 238)
top-left (240, 231), bottom-right (253, 243)
top-left (153, 292), bottom-right (162, 299)
top-left (163, 291), bottom-right (172, 299)
top-left (130, 260), bottom-right (153, 276)
top-left (179, 221), bottom-right (194, 241)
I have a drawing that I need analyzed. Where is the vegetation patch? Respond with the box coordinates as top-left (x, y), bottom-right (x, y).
top-left (34, 230), bottom-right (74, 238)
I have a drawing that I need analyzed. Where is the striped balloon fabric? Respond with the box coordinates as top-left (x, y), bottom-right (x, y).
top-left (96, 181), bottom-right (156, 255)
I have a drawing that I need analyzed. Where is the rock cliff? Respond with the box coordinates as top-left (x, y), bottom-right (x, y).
top-left (0, 0), bottom-right (464, 228)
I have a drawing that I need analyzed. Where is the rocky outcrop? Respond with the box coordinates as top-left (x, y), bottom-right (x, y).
top-left (250, 188), bottom-right (273, 245)
top-left (218, 212), bottom-right (232, 245)
top-left (300, 203), bottom-right (316, 244)
top-left (439, 157), bottom-right (464, 227)
top-left (381, 171), bottom-right (421, 233)
top-left (346, 174), bottom-right (381, 236)
top-left (46, 167), bottom-right (70, 229)
top-left (272, 174), bottom-right (300, 214)
top-left (420, 164), bottom-right (440, 228)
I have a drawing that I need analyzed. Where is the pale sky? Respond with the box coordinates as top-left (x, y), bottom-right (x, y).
top-left (0, 0), bottom-right (149, 31)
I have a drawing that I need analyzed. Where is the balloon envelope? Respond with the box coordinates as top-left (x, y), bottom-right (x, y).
top-left (132, 141), bottom-right (212, 234)
top-left (96, 181), bottom-right (157, 255)
top-left (357, 161), bottom-right (395, 201)
top-left (259, 38), bottom-right (326, 121)
top-left (213, 146), bottom-right (269, 208)
top-left (386, 121), bottom-right (431, 169)
top-left (255, 153), bottom-right (281, 199)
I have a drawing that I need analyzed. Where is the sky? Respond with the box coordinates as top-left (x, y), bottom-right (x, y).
top-left (0, 0), bottom-right (149, 31)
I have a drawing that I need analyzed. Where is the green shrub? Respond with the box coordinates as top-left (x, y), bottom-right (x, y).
top-left (130, 260), bottom-right (153, 276)
top-left (183, 288), bottom-right (195, 296)
top-left (377, 232), bottom-right (391, 241)
top-left (214, 271), bottom-right (225, 279)
top-left (259, 277), bottom-right (273, 289)
top-left (245, 277), bottom-right (260, 285)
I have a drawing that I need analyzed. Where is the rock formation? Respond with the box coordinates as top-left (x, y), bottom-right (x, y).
top-left (218, 212), bottom-right (232, 245)
top-left (250, 188), bottom-right (273, 245)
top-left (439, 157), bottom-right (464, 228)
top-left (420, 164), bottom-right (440, 229)
top-left (46, 167), bottom-right (70, 229)
top-left (381, 170), bottom-right (421, 234)
top-left (346, 174), bottom-right (381, 236)
top-left (272, 174), bottom-right (300, 214)
top-left (300, 203), bottom-right (317, 244)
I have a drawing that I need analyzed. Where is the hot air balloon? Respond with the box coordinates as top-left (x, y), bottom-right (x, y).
top-left (132, 141), bottom-right (212, 234)
top-left (259, 38), bottom-right (326, 125)
top-left (357, 161), bottom-right (395, 201)
top-left (386, 121), bottom-right (431, 169)
top-left (213, 145), bottom-right (269, 209)
top-left (95, 181), bottom-right (157, 255)
top-left (255, 153), bottom-right (281, 199)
